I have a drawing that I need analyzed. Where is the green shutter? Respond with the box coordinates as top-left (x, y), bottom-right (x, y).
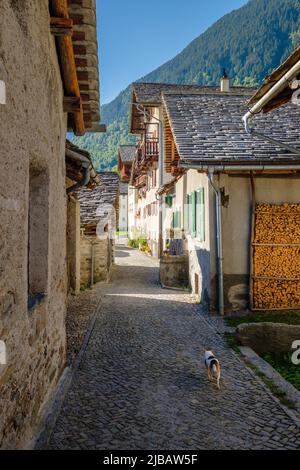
top-left (191, 191), bottom-right (196, 236)
top-left (196, 188), bottom-right (205, 242)
top-left (172, 210), bottom-right (182, 229)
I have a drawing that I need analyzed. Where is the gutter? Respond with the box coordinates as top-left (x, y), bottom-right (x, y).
top-left (242, 59), bottom-right (300, 155)
top-left (178, 162), bottom-right (300, 171)
top-left (66, 147), bottom-right (93, 194)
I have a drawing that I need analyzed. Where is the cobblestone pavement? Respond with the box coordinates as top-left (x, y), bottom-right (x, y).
top-left (48, 247), bottom-right (300, 450)
top-left (66, 288), bottom-right (101, 365)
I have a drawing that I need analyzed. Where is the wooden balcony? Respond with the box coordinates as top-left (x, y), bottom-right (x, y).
top-left (134, 174), bottom-right (147, 189)
top-left (137, 139), bottom-right (159, 163)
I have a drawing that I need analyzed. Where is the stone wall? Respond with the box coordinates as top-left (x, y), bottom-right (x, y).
top-left (160, 255), bottom-right (189, 289)
top-left (237, 323), bottom-right (300, 354)
top-left (80, 235), bottom-right (112, 288)
top-left (0, 0), bottom-right (67, 449)
top-left (67, 195), bottom-right (81, 294)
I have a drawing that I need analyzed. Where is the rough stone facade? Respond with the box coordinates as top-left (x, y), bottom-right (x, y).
top-left (0, 0), bottom-right (67, 449)
top-left (159, 255), bottom-right (189, 289)
top-left (67, 195), bottom-right (81, 294)
top-left (80, 235), bottom-right (113, 288)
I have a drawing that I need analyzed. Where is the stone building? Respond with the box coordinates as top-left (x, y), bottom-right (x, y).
top-left (79, 172), bottom-right (120, 288)
top-left (0, 0), bottom-right (101, 448)
top-left (66, 140), bottom-right (101, 294)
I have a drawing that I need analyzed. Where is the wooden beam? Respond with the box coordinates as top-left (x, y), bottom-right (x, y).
top-left (72, 31), bottom-right (85, 42)
top-left (75, 57), bottom-right (88, 68)
top-left (63, 96), bottom-right (81, 113)
top-left (70, 14), bottom-right (84, 25)
top-left (73, 45), bottom-right (87, 55)
top-left (50, 17), bottom-right (73, 36)
top-left (77, 71), bottom-right (89, 82)
top-left (51, 0), bottom-right (85, 136)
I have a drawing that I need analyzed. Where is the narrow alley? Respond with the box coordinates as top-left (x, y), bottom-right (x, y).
top-left (46, 247), bottom-right (300, 450)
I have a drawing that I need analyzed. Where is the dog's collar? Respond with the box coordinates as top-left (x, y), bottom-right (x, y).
top-left (207, 355), bottom-right (215, 361)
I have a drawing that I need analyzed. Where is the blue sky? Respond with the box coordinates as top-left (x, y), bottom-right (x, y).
top-left (97, 0), bottom-right (248, 104)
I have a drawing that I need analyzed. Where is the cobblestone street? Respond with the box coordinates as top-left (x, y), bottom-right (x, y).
top-left (47, 246), bottom-right (300, 450)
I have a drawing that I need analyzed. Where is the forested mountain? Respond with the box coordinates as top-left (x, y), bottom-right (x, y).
top-left (73, 0), bottom-right (300, 171)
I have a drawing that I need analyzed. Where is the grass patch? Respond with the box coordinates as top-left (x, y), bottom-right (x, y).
top-left (224, 332), bottom-right (298, 409)
top-left (224, 332), bottom-right (240, 353)
top-left (244, 360), bottom-right (297, 409)
top-left (224, 310), bottom-right (300, 328)
top-left (116, 231), bottom-right (127, 236)
top-left (261, 352), bottom-right (300, 393)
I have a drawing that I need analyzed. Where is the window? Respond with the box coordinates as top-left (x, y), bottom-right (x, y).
top-left (196, 188), bottom-right (205, 242)
top-left (186, 189), bottom-right (205, 240)
top-left (172, 210), bottom-right (181, 229)
top-left (165, 195), bottom-right (173, 208)
top-left (28, 168), bottom-right (49, 310)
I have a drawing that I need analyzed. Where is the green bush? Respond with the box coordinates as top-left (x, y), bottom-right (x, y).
top-left (128, 239), bottom-right (139, 248)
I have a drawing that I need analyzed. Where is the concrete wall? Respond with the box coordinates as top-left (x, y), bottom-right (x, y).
top-left (167, 171), bottom-right (212, 305)
top-left (0, 1), bottom-right (67, 448)
top-left (213, 174), bottom-right (300, 312)
top-left (167, 171), bottom-right (300, 313)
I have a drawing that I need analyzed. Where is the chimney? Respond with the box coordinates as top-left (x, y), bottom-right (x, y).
top-left (220, 68), bottom-right (230, 92)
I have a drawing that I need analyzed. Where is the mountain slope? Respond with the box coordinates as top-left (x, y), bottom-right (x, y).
top-left (73, 0), bottom-right (300, 171)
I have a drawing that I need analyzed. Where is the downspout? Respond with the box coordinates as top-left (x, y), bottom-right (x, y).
top-left (208, 170), bottom-right (224, 316)
top-left (90, 242), bottom-right (95, 287)
top-left (243, 58), bottom-right (300, 155)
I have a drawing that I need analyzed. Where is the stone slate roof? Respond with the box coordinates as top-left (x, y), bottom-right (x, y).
top-left (79, 171), bottom-right (120, 227)
top-left (132, 82), bottom-right (255, 105)
top-left (119, 145), bottom-right (136, 163)
top-left (130, 82), bottom-right (256, 133)
top-left (162, 93), bottom-right (300, 165)
top-left (119, 182), bottom-right (128, 195)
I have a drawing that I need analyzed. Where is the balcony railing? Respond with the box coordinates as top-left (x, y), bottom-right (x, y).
top-left (137, 138), bottom-right (159, 163)
top-left (135, 174), bottom-right (147, 189)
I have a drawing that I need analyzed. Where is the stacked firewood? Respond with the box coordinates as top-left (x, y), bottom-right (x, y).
top-left (253, 203), bottom-right (300, 310)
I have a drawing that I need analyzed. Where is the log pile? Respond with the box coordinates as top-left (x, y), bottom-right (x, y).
top-left (252, 203), bottom-right (300, 310)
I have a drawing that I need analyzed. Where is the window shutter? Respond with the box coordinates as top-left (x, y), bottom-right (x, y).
top-left (191, 191), bottom-right (196, 237)
top-left (196, 188), bottom-right (205, 242)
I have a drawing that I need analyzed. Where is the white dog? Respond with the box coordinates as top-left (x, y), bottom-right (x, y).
top-left (204, 350), bottom-right (221, 389)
